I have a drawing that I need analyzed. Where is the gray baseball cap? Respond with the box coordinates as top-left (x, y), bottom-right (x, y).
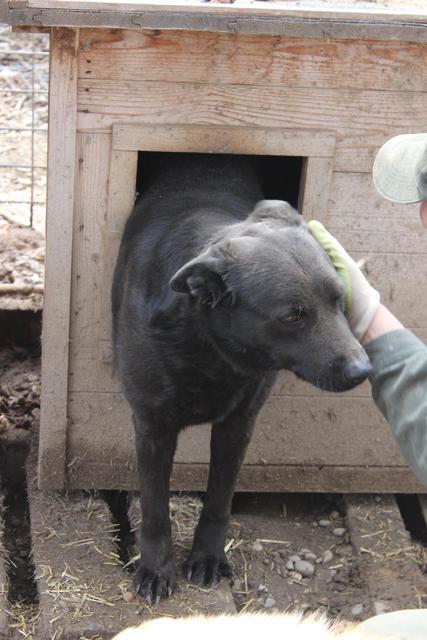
top-left (373, 133), bottom-right (427, 203)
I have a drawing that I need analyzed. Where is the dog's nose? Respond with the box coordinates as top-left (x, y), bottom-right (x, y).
top-left (343, 360), bottom-right (373, 386)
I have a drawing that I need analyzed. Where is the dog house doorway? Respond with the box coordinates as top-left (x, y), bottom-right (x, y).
top-left (135, 152), bottom-right (304, 210)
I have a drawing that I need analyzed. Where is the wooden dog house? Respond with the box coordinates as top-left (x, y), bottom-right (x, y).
top-left (5, 0), bottom-right (427, 492)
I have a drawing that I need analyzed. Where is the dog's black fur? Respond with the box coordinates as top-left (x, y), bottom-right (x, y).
top-left (112, 153), bottom-right (371, 602)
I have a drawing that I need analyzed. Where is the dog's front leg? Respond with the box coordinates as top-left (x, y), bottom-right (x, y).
top-left (133, 417), bottom-right (178, 602)
top-left (184, 380), bottom-right (273, 587)
top-left (185, 412), bottom-right (255, 586)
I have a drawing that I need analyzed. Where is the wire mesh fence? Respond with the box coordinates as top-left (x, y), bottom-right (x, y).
top-left (0, 25), bottom-right (49, 234)
top-left (0, 26), bottom-right (48, 307)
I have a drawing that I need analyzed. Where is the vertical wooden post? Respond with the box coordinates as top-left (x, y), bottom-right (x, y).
top-left (38, 28), bottom-right (79, 489)
top-left (299, 156), bottom-right (334, 224)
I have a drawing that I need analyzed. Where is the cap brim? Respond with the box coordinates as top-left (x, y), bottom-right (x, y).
top-left (373, 133), bottom-right (427, 204)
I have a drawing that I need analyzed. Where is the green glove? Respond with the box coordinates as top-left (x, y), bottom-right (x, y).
top-left (308, 220), bottom-right (380, 341)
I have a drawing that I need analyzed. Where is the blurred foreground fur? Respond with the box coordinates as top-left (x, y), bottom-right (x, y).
top-left (112, 611), bottom-right (393, 640)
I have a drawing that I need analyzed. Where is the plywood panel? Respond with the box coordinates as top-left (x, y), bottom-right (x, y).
top-left (78, 30), bottom-right (427, 93)
top-left (68, 132), bottom-right (113, 397)
top-left (76, 81), bottom-right (427, 173)
top-left (38, 27), bottom-right (78, 490)
top-left (325, 172), bottom-right (425, 254)
top-left (68, 244), bottom-right (427, 396)
top-left (67, 391), bottom-right (406, 469)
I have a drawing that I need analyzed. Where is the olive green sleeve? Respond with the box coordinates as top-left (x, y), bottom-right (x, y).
top-left (365, 329), bottom-right (427, 489)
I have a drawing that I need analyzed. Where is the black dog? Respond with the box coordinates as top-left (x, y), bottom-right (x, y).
top-left (112, 154), bottom-right (371, 602)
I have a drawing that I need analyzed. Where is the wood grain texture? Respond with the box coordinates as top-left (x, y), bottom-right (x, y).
top-left (113, 123), bottom-right (336, 158)
top-left (67, 390), bottom-right (409, 470)
top-left (66, 459), bottom-right (427, 493)
top-left (68, 246), bottom-right (427, 395)
top-left (77, 81), bottom-right (427, 173)
top-left (67, 132), bottom-right (113, 415)
top-left (79, 29), bottom-right (427, 93)
top-left (38, 27), bottom-right (79, 491)
top-left (7, 1), bottom-right (427, 41)
top-left (100, 148), bottom-right (138, 342)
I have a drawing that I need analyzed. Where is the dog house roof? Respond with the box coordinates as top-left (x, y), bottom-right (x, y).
top-left (4, 0), bottom-right (427, 40)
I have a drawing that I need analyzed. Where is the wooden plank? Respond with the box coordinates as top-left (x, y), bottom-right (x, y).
top-left (113, 123), bottom-right (336, 158)
top-left (100, 148), bottom-right (138, 343)
top-left (299, 156), bottom-right (333, 224)
top-left (38, 27), bottom-right (78, 491)
top-left (67, 460), bottom-right (427, 493)
top-left (7, 0), bottom-right (427, 41)
top-left (66, 390), bottom-right (412, 472)
top-left (68, 132), bottom-right (112, 404)
top-left (77, 81), bottom-right (427, 173)
top-left (68, 242), bottom-right (427, 397)
top-left (78, 29), bottom-right (427, 93)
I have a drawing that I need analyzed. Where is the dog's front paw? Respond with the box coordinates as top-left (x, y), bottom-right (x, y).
top-left (134, 560), bottom-right (176, 603)
top-left (184, 552), bottom-right (233, 587)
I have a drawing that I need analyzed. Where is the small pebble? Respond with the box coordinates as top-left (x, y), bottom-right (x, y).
top-left (333, 527), bottom-right (346, 537)
top-left (301, 548), bottom-right (312, 554)
top-left (351, 604), bottom-right (364, 617)
top-left (272, 551), bottom-right (281, 563)
top-left (316, 557), bottom-right (323, 565)
top-left (258, 584), bottom-right (268, 593)
top-left (318, 519), bottom-right (330, 527)
top-left (264, 596), bottom-right (276, 608)
top-left (289, 554), bottom-right (301, 563)
top-left (285, 560), bottom-right (294, 571)
top-left (318, 597), bottom-right (328, 606)
top-left (304, 552), bottom-right (317, 561)
top-left (374, 601), bottom-right (390, 615)
top-left (252, 541), bottom-right (263, 552)
top-left (263, 558), bottom-right (269, 565)
top-left (123, 591), bottom-right (135, 602)
top-left (294, 560), bottom-right (315, 578)
top-left (322, 550), bottom-right (333, 564)
top-left (329, 569), bottom-right (337, 578)
top-left (330, 510), bottom-right (340, 520)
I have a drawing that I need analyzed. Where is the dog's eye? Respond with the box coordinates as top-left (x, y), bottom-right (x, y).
top-left (278, 307), bottom-right (305, 326)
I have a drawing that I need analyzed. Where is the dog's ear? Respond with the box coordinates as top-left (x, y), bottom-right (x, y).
top-left (251, 200), bottom-right (302, 226)
top-left (170, 249), bottom-right (230, 308)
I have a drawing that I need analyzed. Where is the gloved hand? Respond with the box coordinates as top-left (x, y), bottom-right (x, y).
top-left (307, 220), bottom-right (381, 341)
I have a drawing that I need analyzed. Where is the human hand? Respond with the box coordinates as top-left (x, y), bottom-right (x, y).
top-left (307, 220), bottom-right (381, 342)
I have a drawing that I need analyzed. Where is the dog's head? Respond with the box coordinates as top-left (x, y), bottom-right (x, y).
top-left (170, 200), bottom-right (371, 392)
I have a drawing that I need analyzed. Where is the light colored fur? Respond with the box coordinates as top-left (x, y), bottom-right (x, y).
top-left (112, 612), bottom-right (393, 640)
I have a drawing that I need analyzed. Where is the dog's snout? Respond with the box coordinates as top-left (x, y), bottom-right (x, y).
top-left (342, 359), bottom-right (373, 386)
top-left (317, 355), bottom-right (372, 392)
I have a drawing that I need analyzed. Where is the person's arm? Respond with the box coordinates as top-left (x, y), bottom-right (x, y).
top-left (308, 221), bottom-right (427, 488)
top-left (365, 327), bottom-right (427, 488)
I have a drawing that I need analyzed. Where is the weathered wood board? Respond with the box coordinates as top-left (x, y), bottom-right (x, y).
top-left (5, 0), bottom-right (427, 42)
top-left (32, 23), bottom-right (427, 491)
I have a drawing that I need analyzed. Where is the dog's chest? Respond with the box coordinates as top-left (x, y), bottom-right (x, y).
top-left (173, 361), bottom-right (251, 425)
